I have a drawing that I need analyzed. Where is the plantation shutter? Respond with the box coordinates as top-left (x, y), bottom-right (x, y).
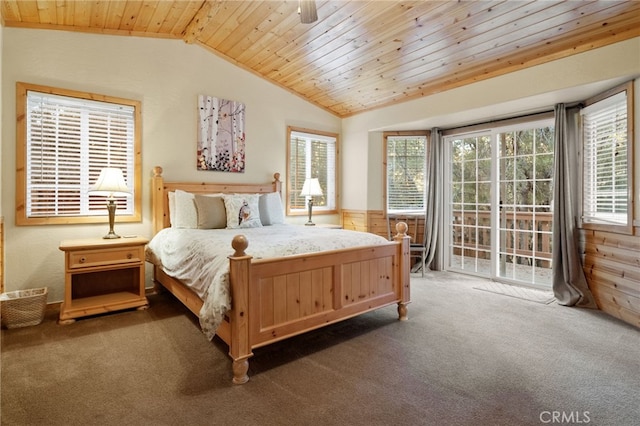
top-left (26, 91), bottom-right (135, 218)
top-left (289, 130), bottom-right (336, 211)
top-left (387, 136), bottom-right (427, 212)
top-left (581, 91), bottom-right (628, 225)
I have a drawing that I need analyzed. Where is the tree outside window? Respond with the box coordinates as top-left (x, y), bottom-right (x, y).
top-left (385, 133), bottom-right (427, 214)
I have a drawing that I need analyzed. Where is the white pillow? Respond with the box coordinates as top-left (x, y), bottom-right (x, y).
top-left (259, 192), bottom-right (285, 225)
top-left (223, 194), bottom-right (262, 229)
top-left (168, 191), bottom-right (176, 226)
top-left (172, 189), bottom-right (198, 228)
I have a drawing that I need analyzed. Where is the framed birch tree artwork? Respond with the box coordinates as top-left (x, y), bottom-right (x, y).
top-left (197, 95), bottom-right (246, 172)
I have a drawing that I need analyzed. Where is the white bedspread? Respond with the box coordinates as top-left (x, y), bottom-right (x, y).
top-left (145, 225), bottom-right (390, 339)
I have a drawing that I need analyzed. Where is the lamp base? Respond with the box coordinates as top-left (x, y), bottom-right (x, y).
top-left (305, 199), bottom-right (316, 226)
top-left (103, 199), bottom-right (121, 239)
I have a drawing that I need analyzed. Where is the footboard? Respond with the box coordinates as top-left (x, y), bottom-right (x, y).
top-left (226, 228), bottom-right (410, 384)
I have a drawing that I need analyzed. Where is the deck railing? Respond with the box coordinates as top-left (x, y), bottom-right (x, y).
top-left (375, 210), bottom-right (553, 270)
top-left (450, 210), bottom-right (553, 268)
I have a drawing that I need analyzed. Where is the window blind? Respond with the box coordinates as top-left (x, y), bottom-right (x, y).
top-left (581, 91), bottom-right (628, 225)
top-left (386, 136), bottom-right (427, 213)
top-left (26, 91), bottom-right (135, 217)
top-left (289, 130), bottom-right (336, 212)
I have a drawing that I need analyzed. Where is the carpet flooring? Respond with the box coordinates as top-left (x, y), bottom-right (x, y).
top-left (473, 281), bottom-right (556, 304)
top-left (2, 271), bottom-right (639, 426)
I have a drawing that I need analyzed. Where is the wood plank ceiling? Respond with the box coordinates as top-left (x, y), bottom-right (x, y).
top-left (2, 1), bottom-right (640, 117)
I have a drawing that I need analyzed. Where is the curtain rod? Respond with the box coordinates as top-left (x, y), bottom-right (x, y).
top-left (438, 101), bottom-right (583, 136)
top-left (440, 110), bottom-right (553, 136)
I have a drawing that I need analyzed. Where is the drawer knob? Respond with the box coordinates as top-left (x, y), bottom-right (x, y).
top-left (127, 253), bottom-right (133, 259)
top-left (79, 257), bottom-right (86, 263)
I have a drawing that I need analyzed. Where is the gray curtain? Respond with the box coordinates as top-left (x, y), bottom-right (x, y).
top-left (424, 128), bottom-right (442, 270)
top-left (552, 104), bottom-right (597, 308)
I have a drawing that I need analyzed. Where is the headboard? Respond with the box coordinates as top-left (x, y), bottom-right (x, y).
top-left (151, 166), bottom-right (282, 235)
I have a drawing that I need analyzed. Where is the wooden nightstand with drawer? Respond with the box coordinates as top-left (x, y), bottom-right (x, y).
top-left (58, 236), bottom-right (149, 324)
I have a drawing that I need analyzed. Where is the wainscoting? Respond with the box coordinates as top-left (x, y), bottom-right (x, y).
top-left (580, 228), bottom-right (640, 328)
top-left (342, 209), bottom-right (425, 242)
top-left (341, 209), bottom-right (373, 234)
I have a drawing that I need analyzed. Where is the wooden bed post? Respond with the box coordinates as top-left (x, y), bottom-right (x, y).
top-left (393, 222), bottom-right (411, 321)
top-left (228, 235), bottom-right (254, 384)
top-left (272, 172), bottom-right (282, 195)
top-left (151, 166), bottom-right (165, 236)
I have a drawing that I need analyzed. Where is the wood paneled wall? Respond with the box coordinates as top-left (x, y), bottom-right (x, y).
top-left (342, 209), bottom-right (389, 238)
top-left (342, 209), bottom-right (425, 243)
top-left (341, 209), bottom-right (370, 233)
top-left (580, 229), bottom-right (640, 328)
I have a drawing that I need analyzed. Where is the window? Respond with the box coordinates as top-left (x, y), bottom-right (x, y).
top-left (16, 82), bottom-right (141, 225)
top-left (581, 81), bottom-right (633, 232)
top-left (287, 127), bottom-right (338, 215)
top-left (384, 132), bottom-right (427, 213)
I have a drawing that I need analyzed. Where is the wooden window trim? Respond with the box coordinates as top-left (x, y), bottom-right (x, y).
top-left (286, 126), bottom-right (339, 216)
top-left (580, 80), bottom-right (634, 235)
top-left (15, 82), bottom-right (142, 225)
top-left (383, 130), bottom-right (430, 217)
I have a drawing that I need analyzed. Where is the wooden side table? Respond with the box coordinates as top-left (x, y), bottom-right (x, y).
top-left (58, 236), bottom-right (149, 324)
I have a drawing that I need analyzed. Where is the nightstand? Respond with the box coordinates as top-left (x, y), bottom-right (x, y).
top-left (58, 236), bottom-right (149, 324)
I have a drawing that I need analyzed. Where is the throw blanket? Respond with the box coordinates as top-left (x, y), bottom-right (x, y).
top-left (146, 225), bottom-right (390, 339)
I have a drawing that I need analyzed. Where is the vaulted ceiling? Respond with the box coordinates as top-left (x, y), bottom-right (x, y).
top-left (2, 1), bottom-right (640, 117)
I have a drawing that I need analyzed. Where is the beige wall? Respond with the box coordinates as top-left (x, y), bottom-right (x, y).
top-left (0, 27), bottom-right (3, 292)
top-left (342, 37), bottom-right (640, 213)
top-left (1, 28), bottom-right (340, 301)
top-left (0, 25), bottom-right (3, 216)
top-left (635, 79), bottom-right (640, 229)
top-left (2, 27), bottom-right (639, 303)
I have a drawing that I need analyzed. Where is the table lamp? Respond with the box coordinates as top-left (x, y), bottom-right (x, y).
top-left (300, 178), bottom-right (323, 226)
top-left (89, 167), bottom-right (131, 239)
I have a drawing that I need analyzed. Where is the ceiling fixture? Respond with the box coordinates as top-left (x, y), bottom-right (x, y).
top-left (298, 0), bottom-right (318, 24)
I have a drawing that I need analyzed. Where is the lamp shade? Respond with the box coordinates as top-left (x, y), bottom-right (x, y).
top-left (89, 167), bottom-right (131, 197)
top-left (300, 178), bottom-right (323, 197)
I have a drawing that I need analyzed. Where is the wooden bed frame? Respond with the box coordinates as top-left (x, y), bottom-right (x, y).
top-left (151, 166), bottom-right (411, 384)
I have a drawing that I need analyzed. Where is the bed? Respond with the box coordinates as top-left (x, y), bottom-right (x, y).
top-left (147, 166), bottom-right (411, 384)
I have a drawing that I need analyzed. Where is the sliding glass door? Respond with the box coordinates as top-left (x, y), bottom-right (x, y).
top-left (445, 120), bottom-right (554, 288)
top-left (448, 133), bottom-right (493, 274)
top-left (497, 126), bottom-right (554, 286)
